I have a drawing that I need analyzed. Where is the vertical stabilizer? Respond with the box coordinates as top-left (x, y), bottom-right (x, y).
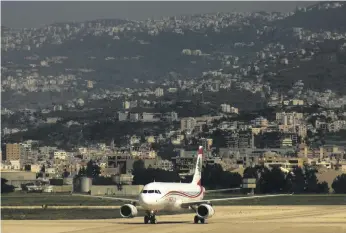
top-left (191, 146), bottom-right (203, 186)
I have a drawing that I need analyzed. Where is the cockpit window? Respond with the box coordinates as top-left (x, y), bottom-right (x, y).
top-left (142, 190), bottom-right (161, 194)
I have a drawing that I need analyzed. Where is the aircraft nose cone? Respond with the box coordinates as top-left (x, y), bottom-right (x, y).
top-left (139, 195), bottom-right (158, 209)
top-left (143, 196), bottom-right (155, 204)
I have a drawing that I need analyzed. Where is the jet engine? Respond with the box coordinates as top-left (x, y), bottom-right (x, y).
top-left (120, 204), bottom-right (138, 218)
top-left (196, 204), bottom-right (215, 219)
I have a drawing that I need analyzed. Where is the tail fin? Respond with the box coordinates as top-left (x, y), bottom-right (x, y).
top-left (191, 146), bottom-right (203, 186)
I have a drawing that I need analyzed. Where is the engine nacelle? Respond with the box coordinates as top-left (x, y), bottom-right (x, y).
top-left (196, 204), bottom-right (215, 219)
top-left (120, 204), bottom-right (138, 218)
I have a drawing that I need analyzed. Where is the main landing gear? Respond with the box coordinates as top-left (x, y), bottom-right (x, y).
top-left (194, 215), bottom-right (205, 224)
top-left (144, 211), bottom-right (157, 224)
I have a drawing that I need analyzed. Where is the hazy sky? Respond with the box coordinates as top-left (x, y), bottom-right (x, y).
top-left (2, 1), bottom-right (315, 29)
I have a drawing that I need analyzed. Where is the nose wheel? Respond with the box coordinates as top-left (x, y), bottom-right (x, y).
top-left (144, 214), bottom-right (157, 224)
top-left (194, 215), bottom-right (205, 224)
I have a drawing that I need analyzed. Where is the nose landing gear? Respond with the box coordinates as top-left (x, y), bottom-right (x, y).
top-left (144, 211), bottom-right (157, 224)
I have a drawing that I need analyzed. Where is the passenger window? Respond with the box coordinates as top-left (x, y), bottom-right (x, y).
top-left (148, 190), bottom-right (154, 193)
top-left (142, 190), bottom-right (147, 193)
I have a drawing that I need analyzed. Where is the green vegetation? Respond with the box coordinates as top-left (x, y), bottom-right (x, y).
top-left (2, 192), bottom-right (345, 207)
top-left (76, 160), bottom-right (101, 178)
top-left (325, 130), bottom-right (346, 146)
top-left (1, 209), bottom-right (125, 220)
top-left (132, 160), bottom-right (181, 185)
top-left (181, 164), bottom-right (329, 194)
top-left (1, 208), bottom-right (194, 220)
top-left (1, 194), bottom-right (345, 220)
top-left (131, 161), bottom-right (242, 189)
top-left (1, 178), bottom-right (15, 193)
top-left (207, 194), bottom-right (346, 206)
top-left (0, 193), bottom-right (130, 206)
top-left (243, 165), bottom-right (329, 194)
top-left (332, 174), bottom-right (346, 194)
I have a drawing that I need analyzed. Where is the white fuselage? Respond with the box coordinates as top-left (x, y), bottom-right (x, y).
top-left (138, 182), bottom-right (205, 211)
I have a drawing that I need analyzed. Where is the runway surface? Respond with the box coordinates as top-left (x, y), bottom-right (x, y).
top-left (2, 205), bottom-right (346, 233)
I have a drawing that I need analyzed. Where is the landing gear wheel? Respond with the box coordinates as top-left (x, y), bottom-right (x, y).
top-left (194, 215), bottom-right (199, 224)
top-left (149, 216), bottom-right (157, 224)
top-left (194, 215), bottom-right (205, 224)
top-left (144, 216), bottom-right (149, 224)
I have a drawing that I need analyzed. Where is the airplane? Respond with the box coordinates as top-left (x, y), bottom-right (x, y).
top-left (73, 146), bottom-right (292, 224)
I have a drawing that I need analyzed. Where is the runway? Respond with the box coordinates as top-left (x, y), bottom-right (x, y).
top-left (2, 205), bottom-right (346, 233)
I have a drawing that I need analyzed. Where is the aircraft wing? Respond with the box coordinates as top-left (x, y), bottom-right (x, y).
top-left (72, 193), bottom-right (140, 205)
top-left (180, 193), bottom-right (293, 208)
top-left (204, 187), bottom-right (241, 193)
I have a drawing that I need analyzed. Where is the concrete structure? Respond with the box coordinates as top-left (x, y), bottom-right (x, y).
top-left (260, 156), bottom-right (307, 172)
top-left (81, 177), bottom-right (92, 192)
top-left (118, 111), bottom-right (128, 121)
top-left (181, 117), bottom-right (197, 131)
top-left (1, 171), bottom-right (37, 181)
top-left (129, 113), bottom-right (140, 122)
top-left (1, 171), bottom-right (37, 188)
top-left (112, 174), bottom-right (133, 185)
top-left (281, 138), bottom-right (293, 147)
top-left (154, 88), bottom-right (164, 97)
top-left (252, 117), bottom-right (268, 127)
top-left (87, 80), bottom-right (93, 89)
top-left (5, 143), bottom-right (21, 161)
top-left (276, 112), bottom-right (303, 126)
top-left (226, 130), bottom-right (254, 149)
top-left (54, 151), bottom-right (67, 160)
top-left (107, 157), bottom-right (157, 174)
top-left (90, 185), bottom-right (144, 196)
top-left (52, 185), bottom-right (73, 193)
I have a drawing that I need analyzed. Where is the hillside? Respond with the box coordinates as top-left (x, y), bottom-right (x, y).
top-left (2, 3), bottom-right (346, 109)
top-left (274, 2), bottom-right (346, 31)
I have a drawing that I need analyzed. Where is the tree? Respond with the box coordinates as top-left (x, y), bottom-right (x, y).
top-left (221, 172), bottom-right (242, 189)
top-left (132, 168), bottom-right (180, 185)
top-left (289, 167), bottom-right (306, 193)
top-left (77, 166), bottom-right (87, 177)
top-left (132, 159), bottom-right (145, 173)
top-left (62, 169), bottom-right (70, 178)
top-left (243, 167), bottom-right (259, 179)
top-left (332, 174), bottom-right (346, 194)
top-left (258, 167), bottom-right (286, 193)
top-left (316, 181), bottom-right (329, 194)
top-left (1, 178), bottom-right (15, 193)
top-left (86, 160), bottom-right (101, 178)
top-left (37, 164), bottom-right (46, 178)
top-left (304, 165), bottom-right (319, 193)
top-left (200, 164), bottom-right (242, 189)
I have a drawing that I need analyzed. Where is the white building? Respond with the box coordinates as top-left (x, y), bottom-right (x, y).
top-left (181, 117), bottom-right (197, 131)
top-left (154, 88), bottom-right (164, 97)
top-left (54, 151), bottom-right (67, 160)
top-left (221, 104), bottom-right (239, 114)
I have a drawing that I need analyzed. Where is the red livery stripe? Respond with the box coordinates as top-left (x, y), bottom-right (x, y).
top-left (161, 186), bottom-right (204, 199)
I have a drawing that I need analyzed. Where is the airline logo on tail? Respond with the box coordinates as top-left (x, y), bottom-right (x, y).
top-left (197, 153), bottom-right (202, 173)
top-left (192, 146), bottom-right (203, 186)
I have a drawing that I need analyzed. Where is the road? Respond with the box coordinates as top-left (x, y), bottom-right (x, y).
top-left (2, 205), bottom-right (346, 233)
